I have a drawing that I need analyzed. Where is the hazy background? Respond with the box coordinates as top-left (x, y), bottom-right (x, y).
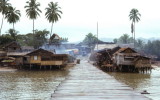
top-left (0, 0), bottom-right (160, 42)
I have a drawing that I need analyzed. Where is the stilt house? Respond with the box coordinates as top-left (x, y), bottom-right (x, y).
top-left (113, 47), bottom-right (140, 66)
top-left (25, 48), bottom-right (68, 68)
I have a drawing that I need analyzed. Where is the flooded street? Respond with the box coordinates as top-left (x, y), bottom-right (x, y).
top-left (108, 67), bottom-right (160, 100)
top-left (0, 70), bottom-right (69, 100)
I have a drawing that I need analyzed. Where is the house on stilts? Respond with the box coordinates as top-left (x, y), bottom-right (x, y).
top-left (24, 48), bottom-right (68, 69)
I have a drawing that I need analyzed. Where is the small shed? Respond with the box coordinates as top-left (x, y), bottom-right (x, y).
top-left (134, 56), bottom-right (151, 68)
top-left (3, 41), bottom-right (21, 52)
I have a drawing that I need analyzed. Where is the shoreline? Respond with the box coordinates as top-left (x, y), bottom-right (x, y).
top-left (0, 66), bottom-right (17, 72)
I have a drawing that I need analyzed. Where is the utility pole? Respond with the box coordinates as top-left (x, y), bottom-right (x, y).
top-left (97, 21), bottom-right (98, 50)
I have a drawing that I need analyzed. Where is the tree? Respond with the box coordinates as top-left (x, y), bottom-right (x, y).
top-left (24, 0), bottom-right (41, 34)
top-left (0, 0), bottom-right (11, 35)
top-left (135, 39), bottom-right (144, 51)
top-left (129, 8), bottom-right (141, 47)
top-left (5, 6), bottom-right (21, 30)
top-left (119, 34), bottom-right (130, 44)
top-left (45, 2), bottom-right (62, 38)
top-left (83, 33), bottom-right (98, 47)
top-left (0, 34), bottom-right (14, 46)
top-left (6, 28), bottom-right (18, 41)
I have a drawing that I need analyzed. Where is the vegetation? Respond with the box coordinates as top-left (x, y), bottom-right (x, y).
top-left (83, 33), bottom-right (102, 48)
top-left (24, 0), bottom-right (42, 34)
top-left (0, 0), bottom-right (11, 35)
top-left (129, 8), bottom-right (141, 47)
top-left (45, 2), bottom-right (62, 38)
top-left (114, 34), bottom-right (160, 60)
top-left (5, 6), bottom-right (21, 30)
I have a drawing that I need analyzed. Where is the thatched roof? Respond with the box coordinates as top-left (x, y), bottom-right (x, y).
top-left (134, 56), bottom-right (151, 68)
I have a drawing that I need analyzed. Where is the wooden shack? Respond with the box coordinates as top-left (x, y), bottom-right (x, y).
top-left (134, 56), bottom-right (152, 73)
top-left (113, 47), bottom-right (140, 72)
top-left (3, 41), bottom-right (21, 52)
top-left (25, 48), bottom-right (68, 69)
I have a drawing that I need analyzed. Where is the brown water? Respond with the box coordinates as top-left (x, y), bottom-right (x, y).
top-left (0, 66), bottom-right (160, 100)
top-left (0, 70), bottom-right (69, 100)
top-left (108, 67), bottom-right (160, 100)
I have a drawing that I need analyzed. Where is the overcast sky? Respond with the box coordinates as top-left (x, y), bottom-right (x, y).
top-left (1, 0), bottom-right (160, 42)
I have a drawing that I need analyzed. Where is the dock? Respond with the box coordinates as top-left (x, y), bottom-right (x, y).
top-left (51, 58), bottom-right (150, 100)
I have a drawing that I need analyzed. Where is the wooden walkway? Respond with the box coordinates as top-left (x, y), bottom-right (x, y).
top-left (51, 58), bottom-right (151, 100)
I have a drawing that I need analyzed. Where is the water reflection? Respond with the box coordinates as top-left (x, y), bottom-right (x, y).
top-left (108, 72), bottom-right (151, 89)
top-left (108, 68), bottom-right (160, 100)
top-left (0, 70), bottom-right (69, 100)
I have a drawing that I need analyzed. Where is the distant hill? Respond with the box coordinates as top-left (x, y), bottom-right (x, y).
top-left (137, 37), bottom-right (160, 43)
top-left (99, 38), bottom-right (114, 42)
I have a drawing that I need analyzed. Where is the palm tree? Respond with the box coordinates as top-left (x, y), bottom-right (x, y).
top-left (5, 6), bottom-right (21, 30)
top-left (45, 2), bottom-right (62, 38)
top-left (24, 0), bottom-right (41, 34)
top-left (0, 0), bottom-right (11, 35)
top-left (129, 8), bottom-right (141, 47)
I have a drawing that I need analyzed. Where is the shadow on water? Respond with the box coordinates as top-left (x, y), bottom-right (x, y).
top-left (0, 70), bottom-right (69, 100)
top-left (108, 72), bottom-right (151, 89)
top-left (107, 68), bottom-right (160, 100)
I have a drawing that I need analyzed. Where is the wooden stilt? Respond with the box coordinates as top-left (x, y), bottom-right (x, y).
top-left (40, 65), bottom-right (41, 70)
top-left (30, 64), bottom-right (32, 70)
top-left (50, 65), bottom-right (52, 70)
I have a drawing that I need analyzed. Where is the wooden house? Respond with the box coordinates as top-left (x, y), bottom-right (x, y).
top-left (0, 50), bottom-right (7, 59)
top-left (134, 56), bottom-right (152, 73)
top-left (3, 41), bottom-right (21, 52)
top-left (113, 47), bottom-right (140, 66)
top-left (25, 48), bottom-right (68, 69)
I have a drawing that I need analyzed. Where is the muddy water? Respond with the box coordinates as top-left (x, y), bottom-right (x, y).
top-left (0, 70), bottom-right (69, 100)
top-left (108, 67), bottom-right (160, 100)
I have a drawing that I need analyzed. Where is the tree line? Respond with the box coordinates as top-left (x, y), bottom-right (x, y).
top-left (0, 29), bottom-right (68, 48)
top-left (114, 34), bottom-right (160, 60)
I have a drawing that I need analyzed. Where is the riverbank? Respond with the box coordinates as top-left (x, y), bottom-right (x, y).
top-left (0, 66), bottom-right (17, 72)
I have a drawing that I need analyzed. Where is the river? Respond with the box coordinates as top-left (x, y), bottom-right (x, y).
top-left (0, 70), bottom-right (69, 100)
top-left (108, 67), bottom-right (160, 100)
top-left (0, 67), bottom-right (160, 100)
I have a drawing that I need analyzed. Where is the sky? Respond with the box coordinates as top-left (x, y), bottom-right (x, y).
top-left (0, 0), bottom-right (160, 42)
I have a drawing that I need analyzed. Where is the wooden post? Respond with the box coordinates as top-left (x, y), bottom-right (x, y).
top-left (50, 65), bottom-right (52, 70)
top-left (40, 65), bottom-right (41, 70)
top-left (30, 64), bottom-right (32, 70)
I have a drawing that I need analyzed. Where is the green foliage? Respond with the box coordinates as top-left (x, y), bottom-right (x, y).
top-left (129, 8), bottom-right (141, 47)
top-left (60, 37), bottom-right (68, 42)
top-left (24, 0), bottom-right (42, 34)
top-left (129, 8), bottom-right (141, 23)
top-left (114, 34), bottom-right (133, 44)
top-left (5, 6), bottom-right (21, 29)
top-left (0, 0), bottom-right (11, 35)
top-left (22, 29), bottom-right (49, 48)
top-left (6, 28), bottom-right (18, 41)
top-left (24, 0), bottom-right (41, 20)
top-left (83, 33), bottom-right (99, 47)
top-left (144, 40), bottom-right (160, 60)
top-left (45, 2), bottom-right (62, 23)
top-left (45, 2), bottom-right (62, 37)
top-left (0, 34), bottom-right (14, 46)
